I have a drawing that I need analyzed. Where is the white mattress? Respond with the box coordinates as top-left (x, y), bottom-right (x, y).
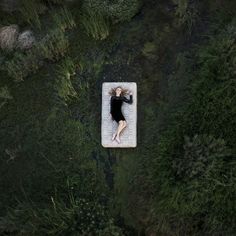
top-left (101, 82), bottom-right (137, 148)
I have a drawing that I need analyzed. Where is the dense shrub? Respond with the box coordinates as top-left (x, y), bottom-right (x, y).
top-left (3, 6), bottom-right (76, 81)
top-left (173, 0), bottom-right (200, 34)
top-left (155, 20), bottom-right (236, 234)
top-left (82, 0), bottom-right (142, 24)
top-left (4, 28), bottom-right (69, 81)
top-left (173, 134), bottom-right (231, 179)
top-left (0, 86), bottom-right (12, 109)
top-left (113, 17), bottom-right (236, 236)
top-left (184, 22), bottom-right (236, 146)
top-left (19, 0), bottom-right (47, 29)
top-left (0, 194), bottom-right (122, 235)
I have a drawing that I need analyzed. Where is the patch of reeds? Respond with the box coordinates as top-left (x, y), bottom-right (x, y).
top-left (81, 8), bottom-right (110, 40)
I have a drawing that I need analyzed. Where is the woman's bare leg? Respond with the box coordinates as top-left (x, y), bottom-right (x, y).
top-left (112, 121), bottom-right (120, 141)
top-left (119, 120), bottom-right (127, 136)
top-left (116, 120), bottom-right (127, 143)
top-left (115, 121), bottom-right (124, 143)
top-left (112, 131), bottom-right (117, 141)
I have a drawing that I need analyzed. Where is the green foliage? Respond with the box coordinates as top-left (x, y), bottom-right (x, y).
top-left (113, 17), bottom-right (236, 236)
top-left (0, 86), bottom-right (12, 109)
top-left (38, 28), bottom-right (69, 61)
top-left (173, 0), bottom-right (200, 34)
top-left (82, 0), bottom-right (142, 24)
top-left (173, 134), bottom-right (231, 179)
top-left (81, 8), bottom-right (110, 40)
top-left (0, 192), bottom-right (120, 235)
top-left (148, 22), bottom-right (236, 234)
top-left (4, 50), bottom-right (39, 81)
top-left (184, 23), bottom-right (236, 145)
top-left (4, 28), bottom-right (69, 81)
top-left (45, 0), bottom-right (64, 4)
top-left (0, 86), bottom-right (12, 100)
top-left (19, 0), bottom-right (47, 29)
top-left (0, 91), bottom-right (113, 233)
top-left (1, 1), bottom-right (236, 235)
top-left (55, 57), bottom-right (77, 102)
top-left (2, 6), bottom-right (76, 81)
top-left (52, 6), bottom-right (76, 31)
top-left (97, 219), bottom-right (124, 236)
top-left (142, 41), bottom-right (156, 59)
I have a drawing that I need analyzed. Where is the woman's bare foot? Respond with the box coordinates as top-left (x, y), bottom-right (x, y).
top-left (115, 135), bottom-right (120, 143)
top-left (112, 133), bottom-right (117, 141)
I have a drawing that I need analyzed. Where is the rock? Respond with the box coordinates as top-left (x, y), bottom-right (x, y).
top-left (0, 24), bottom-right (19, 51)
top-left (17, 30), bottom-right (35, 50)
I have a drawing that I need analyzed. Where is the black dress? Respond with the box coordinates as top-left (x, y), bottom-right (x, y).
top-left (110, 95), bottom-right (133, 123)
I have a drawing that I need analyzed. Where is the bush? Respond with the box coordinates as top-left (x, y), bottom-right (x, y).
top-left (184, 21), bottom-right (236, 146)
top-left (3, 6), bottom-right (77, 81)
top-left (0, 86), bottom-right (12, 109)
top-left (82, 0), bottom-right (142, 24)
top-left (149, 19), bottom-right (236, 235)
top-left (4, 28), bottom-right (69, 81)
top-left (173, 134), bottom-right (231, 179)
top-left (112, 17), bottom-right (236, 236)
top-left (19, 0), bottom-right (47, 29)
top-left (173, 0), bottom-right (200, 34)
top-left (0, 194), bottom-right (117, 235)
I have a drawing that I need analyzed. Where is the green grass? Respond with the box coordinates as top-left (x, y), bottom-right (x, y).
top-left (81, 8), bottom-right (110, 40)
top-left (19, 0), bottom-right (46, 29)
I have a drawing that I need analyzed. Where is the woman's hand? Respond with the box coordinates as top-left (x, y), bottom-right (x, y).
top-left (129, 91), bottom-right (133, 95)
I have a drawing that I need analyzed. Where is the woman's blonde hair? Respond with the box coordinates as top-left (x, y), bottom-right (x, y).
top-left (108, 86), bottom-right (129, 96)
